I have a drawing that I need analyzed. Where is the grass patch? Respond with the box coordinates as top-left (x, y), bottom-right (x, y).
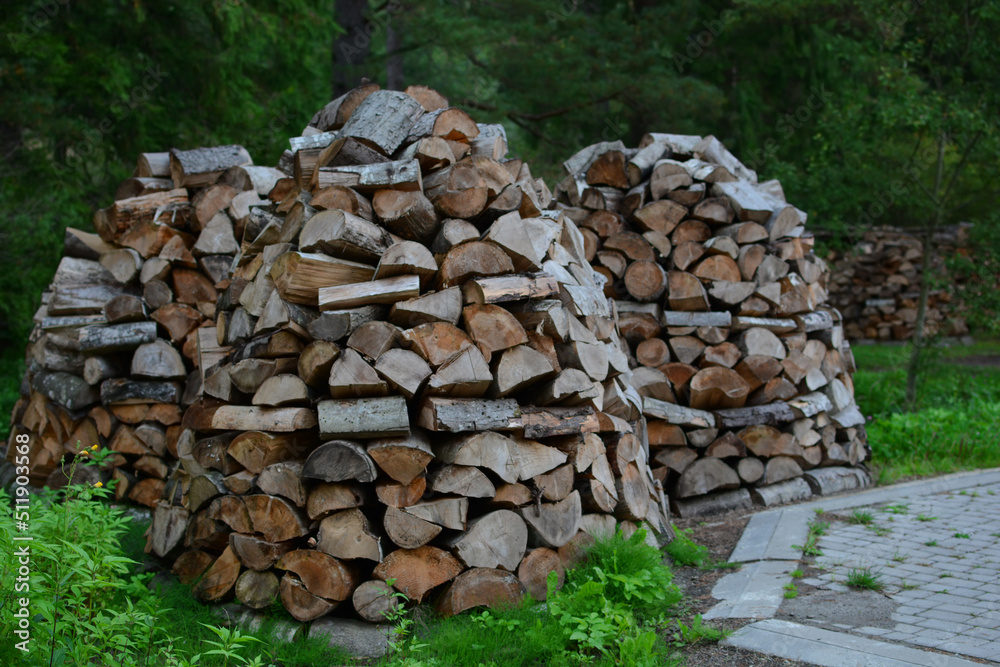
top-left (846, 509), bottom-right (875, 525)
top-left (917, 514), bottom-right (937, 522)
top-left (782, 582), bottom-right (798, 599)
top-left (794, 518), bottom-right (829, 557)
top-left (954, 532), bottom-right (971, 539)
top-left (846, 566), bottom-right (885, 591)
top-left (664, 528), bottom-right (711, 567)
top-left (790, 569), bottom-right (804, 578)
top-left (852, 341), bottom-right (1000, 484)
top-left (385, 529), bottom-right (695, 666)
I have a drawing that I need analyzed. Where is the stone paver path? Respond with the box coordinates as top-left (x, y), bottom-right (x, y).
top-left (805, 481), bottom-right (1000, 662)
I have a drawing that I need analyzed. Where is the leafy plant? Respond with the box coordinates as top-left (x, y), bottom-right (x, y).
top-left (846, 509), bottom-right (875, 525)
top-left (782, 583), bottom-right (798, 599)
top-left (846, 566), bottom-right (884, 592)
top-left (663, 528), bottom-right (710, 568)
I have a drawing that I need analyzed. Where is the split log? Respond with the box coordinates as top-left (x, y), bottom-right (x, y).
top-left (373, 546), bottom-right (464, 603)
top-left (437, 568), bottom-right (526, 617)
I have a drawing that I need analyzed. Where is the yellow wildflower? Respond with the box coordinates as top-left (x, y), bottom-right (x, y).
top-left (94, 482), bottom-right (103, 488)
top-left (91, 444), bottom-right (99, 450)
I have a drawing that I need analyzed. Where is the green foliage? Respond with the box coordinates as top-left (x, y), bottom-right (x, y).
top-left (0, 0), bottom-right (341, 432)
top-left (782, 582), bottom-right (798, 599)
top-left (948, 220), bottom-right (1000, 336)
top-left (663, 528), bottom-right (711, 567)
top-left (380, 529), bottom-right (691, 667)
top-left (669, 615), bottom-right (726, 647)
top-left (853, 342), bottom-right (1000, 483)
top-left (0, 454), bottom-right (348, 666)
top-left (846, 509), bottom-right (875, 526)
top-left (846, 566), bottom-right (885, 592)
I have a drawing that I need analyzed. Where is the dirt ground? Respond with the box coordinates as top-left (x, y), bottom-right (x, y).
top-left (668, 511), bottom-right (816, 667)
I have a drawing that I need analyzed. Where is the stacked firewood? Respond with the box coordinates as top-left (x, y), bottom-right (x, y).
top-left (147, 85), bottom-right (670, 622)
top-left (826, 226), bottom-right (971, 341)
top-left (551, 134), bottom-right (869, 511)
top-left (6, 148), bottom-right (283, 506)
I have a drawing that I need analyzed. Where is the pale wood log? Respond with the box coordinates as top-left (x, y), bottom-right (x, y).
top-left (427, 464), bottom-right (494, 498)
top-left (445, 510), bottom-right (527, 571)
top-left (738, 327), bottom-right (787, 359)
top-left (402, 497), bottom-right (468, 531)
top-left (307, 305), bottom-right (387, 342)
top-left (317, 508), bottom-right (383, 562)
top-left (313, 158), bottom-right (421, 193)
top-left (633, 200), bottom-right (686, 236)
top-left (430, 218), bottom-right (479, 255)
top-left (318, 275), bottom-right (419, 312)
top-left (309, 83), bottom-right (380, 131)
top-left (318, 397), bottom-right (409, 439)
top-left (760, 456), bottom-right (804, 485)
top-left (461, 273), bottom-right (559, 306)
top-left (250, 374), bottom-right (309, 407)
top-left (533, 463), bottom-right (575, 502)
top-left (491, 345), bottom-right (555, 397)
top-left (270, 251), bottom-right (375, 306)
top-left (675, 458), bottom-right (740, 498)
top-left (642, 396), bottom-right (716, 428)
top-left (518, 490), bottom-right (582, 548)
top-left (426, 345), bottom-right (492, 397)
top-left (438, 241), bottom-right (515, 288)
top-left (374, 349), bottom-right (432, 399)
top-left (328, 348), bottom-right (388, 398)
top-left (384, 505), bottom-right (442, 549)
top-left (148, 502), bottom-right (190, 558)
top-left (373, 240), bottom-right (438, 288)
top-left (669, 335), bottom-right (706, 365)
top-left (170, 145), bottom-right (251, 189)
top-left (389, 288), bottom-right (462, 328)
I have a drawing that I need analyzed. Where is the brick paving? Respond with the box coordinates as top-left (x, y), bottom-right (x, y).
top-left (805, 482), bottom-right (1000, 662)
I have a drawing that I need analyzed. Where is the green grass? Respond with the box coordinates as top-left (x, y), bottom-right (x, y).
top-left (783, 582), bottom-right (798, 599)
top-left (846, 509), bottom-right (875, 525)
top-left (384, 529), bottom-right (692, 667)
top-left (845, 566), bottom-right (885, 591)
top-left (852, 340), bottom-right (1000, 483)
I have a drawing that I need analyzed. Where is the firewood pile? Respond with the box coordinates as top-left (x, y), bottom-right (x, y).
top-left (146, 84), bottom-right (671, 622)
top-left (551, 134), bottom-right (869, 514)
top-left (7, 147), bottom-right (283, 504)
top-left (825, 225), bottom-right (971, 341)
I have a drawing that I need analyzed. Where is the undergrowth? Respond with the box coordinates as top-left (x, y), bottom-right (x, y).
top-left (852, 341), bottom-right (1000, 483)
top-left (381, 529), bottom-right (720, 666)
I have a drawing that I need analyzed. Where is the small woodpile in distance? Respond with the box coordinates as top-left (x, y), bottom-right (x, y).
top-left (6, 147), bottom-right (283, 505)
top-left (552, 134), bottom-right (869, 515)
top-left (147, 84), bottom-right (670, 622)
top-left (825, 225), bottom-right (971, 341)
